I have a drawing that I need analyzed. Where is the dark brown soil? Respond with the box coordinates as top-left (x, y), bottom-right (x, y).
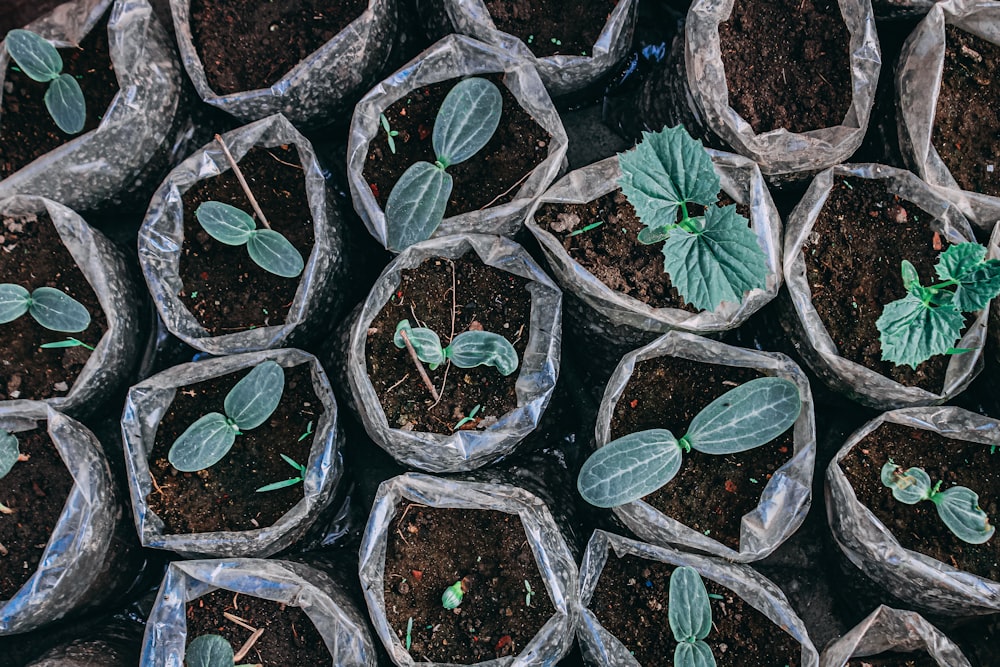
top-left (178, 145), bottom-right (315, 335)
top-left (365, 253), bottom-right (531, 435)
top-left (846, 653), bottom-right (940, 667)
top-left (840, 422), bottom-right (1000, 582)
top-left (0, 428), bottom-right (75, 599)
top-left (363, 74), bottom-right (551, 217)
top-left (534, 190), bottom-right (748, 312)
top-left (0, 14), bottom-right (119, 178)
top-left (383, 506), bottom-right (555, 664)
top-left (184, 588), bottom-right (329, 665)
top-left (146, 363), bottom-right (322, 534)
top-left (718, 0), bottom-right (852, 134)
top-left (189, 0), bottom-right (368, 94)
top-left (802, 176), bottom-right (955, 391)
top-left (589, 553), bottom-right (801, 667)
top-left (0, 212), bottom-right (107, 402)
top-left (484, 0), bottom-right (619, 58)
top-left (610, 356), bottom-right (794, 550)
top-left (931, 25), bottom-right (1000, 199)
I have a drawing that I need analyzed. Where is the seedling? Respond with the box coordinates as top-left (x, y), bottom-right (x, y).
top-left (380, 113), bottom-right (400, 154)
top-left (0, 284), bottom-right (91, 332)
top-left (881, 461), bottom-right (994, 544)
top-left (442, 579), bottom-right (467, 609)
top-left (168, 361), bottom-right (285, 473)
top-left (0, 429), bottom-right (19, 479)
top-left (4, 29), bottom-right (86, 134)
top-left (40, 336), bottom-right (94, 350)
top-left (567, 220), bottom-right (605, 237)
top-left (669, 566), bottom-right (717, 667)
top-left (523, 580), bottom-right (534, 607)
top-left (616, 125), bottom-right (767, 311)
top-left (453, 404), bottom-right (481, 431)
top-left (297, 420), bottom-right (314, 442)
top-left (184, 634), bottom-right (261, 667)
top-left (405, 616), bottom-right (414, 650)
top-left (578, 377), bottom-right (801, 508)
top-left (255, 454), bottom-right (305, 493)
top-left (394, 320), bottom-right (518, 376)
top-left (876, 242), bottom-right (1000, 369)
top-left (384, 78), bottom-right (503, 251)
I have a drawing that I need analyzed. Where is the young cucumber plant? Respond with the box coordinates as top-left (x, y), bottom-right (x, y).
top-left (394, 319), bottom-right (518, 376)
top-left (384, 78), bottom-right (503, 252)
top-left (578, 377), bottom-right (801, 508)
top-left (669, 566), bottom-right (717, 667)
top-left (876, 242), bottom-right (1000, 369)
top-left (185, 634), bottom-right (261, 667)
top-left (254, 453), bottom-right (306, 493)
top-left (616, 126), bottom-right (767, 312)
top-left (4, 29), bottom-right (86, 134)
top-left (881, 461), bottom-right (994, 544)
top-left (0, 283), bottom-right (91, 332)
top-left (194, 201), bottom-right (304, 278)
top-left (168, 361), bottom-right (284, 473)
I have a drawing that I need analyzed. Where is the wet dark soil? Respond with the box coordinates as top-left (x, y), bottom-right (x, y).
top-left (484, 0), bottom-right (620, 58)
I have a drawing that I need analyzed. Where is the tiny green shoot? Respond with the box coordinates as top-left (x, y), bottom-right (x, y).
top-left (669, 567), bottom-right (716, 667)
top-left (4, 29), bottom-right (86, 134)
top-left (184, 633), bottom-right (262, 667)
top-left (405, 617), bottom-right (414, 650)
top-left (567, 220), bottom-right (605, 237)
top-left (442, 579), bottom-right (466, 610)
top-left (380, 113), bottom-right (400, 154)
top-left (254, 453), bottom-right (306, 493)
top-left (40, 336), bottom-right (94, 350)
top-left (297, 420), bottom-right (314, 442)
top-left (394, 320), bottom-right (518, 376)
top-left (0, 283), bottom-right (91, 332)
top-left (0, 429), bottom-right (20, 480)
top-left (524, 580), bottom-right (534, 607)
top-left (453, 404), bottom-right (482, 431)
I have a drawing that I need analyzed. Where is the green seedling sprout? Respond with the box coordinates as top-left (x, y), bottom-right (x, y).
top-left (567, 220), bottom-right (605, 237)
top-left (380, 113), bottom-right (400, 154)
top-left (168, 361), bottom-right (285, 473)
top-left (394, 320), bottom-right (519, 376)
top-left (0, 284), bottom-right (91, 333)
top-left (40, 336), bottom-right (94, 350)
top-left (523, 580), bottom-right (534, 607)
top-left (185, 634), bottom-right (262, 667)
top-left (4, 29), bottom-right (86, 134)
top-left (385, 78), bottom-right (503, 251)
top-left (616, 126), bottom-right (767, 312)
top-left (876, 242), bottom-right (1000, 369)
top-left (255, 454), bottom-right (306, 493)
top-left (669, 566), bottom-right (717, 667)
top-left (453, 404), bottom-right (481, 431)
top-left (442, 579), bottom-right (466, 610)
top-left (578, 377), bottom-right (801, 508)
top-left (881, 461), bottom-right (994, 544)
top-left (297, 420), bottom-right (314, 442)
top-left (405, 617), bottom-right (414, 650)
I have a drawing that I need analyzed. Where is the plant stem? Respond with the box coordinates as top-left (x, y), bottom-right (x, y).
top-left (399, 329), bottom-right (441, 402)
top-left (214, 134), bottom-right (271, 230)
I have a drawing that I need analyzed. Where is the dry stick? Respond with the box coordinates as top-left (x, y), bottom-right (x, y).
top-left (233, 628), bottom-right (265, 663)
top-left (430, 258), bottom-right (457, 409)
top-left (398, 329), bottom-right (440, 402)
top-left (224, 612), bottom-right (256, 632)
top-left (478, 169), bottom-right (532, 211)
top-left (214, 134), bottom-right (271, 229)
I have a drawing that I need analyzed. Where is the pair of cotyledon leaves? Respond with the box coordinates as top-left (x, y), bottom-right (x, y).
top-left (0, 283), bottom-right (91, 332)
top-left (881, 461), bottom-right (994, 544)
top-left (577, 377), bottom-right (801, 508)
top-left (0, 429), bottom-right (19, 480)
top-left (194, 201), bottom-right (304, 278)
top-left (393, 319), bottom-right (519, 376)
top-left (669, 566), bottom-right (718, 667)
top-left (5, 29), bottom-right (87, 134)
top-left (384, 78), bottom-right (503, 252)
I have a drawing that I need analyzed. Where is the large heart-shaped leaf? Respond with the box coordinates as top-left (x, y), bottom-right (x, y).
top-left (4, 29), bottom-right (62, 82)
top-left (934, 242), bottom-right (1000, 313)
top-left (195, 201), bottom-right (256, 245)
top-left (446, 331), bottom-right (519, 376)
top-left (685, 377), bottom-right (800, 455)
top-left (577, 429), bottom-right (681, 508)
top-left (0, 283), bottom-right (31, 324)
top-left (168, 412), bottom-right (237, 472)
top-left (393, 320), bottom-right (445, 368)
top-left (877, 293), bottom-right (965, 369)
top-left (29, 286), bottom-right (91, 332)
top-left (668, 566), bottom-right (713, 642)
top-left (247, 229), bottom-right (304, 278)
top-left (45, 72), bottom-right (86, 134)
top-left (385, 161), bottom-right (453, 252)
top-left (185, 634), bottom-right (235, 667)
top-left (0, 430), bottom-right (19, 480)
top-left (934, 485), bottom-right (994, 545)
top-left (224, 360), bottom-right (285, 431)
top-left (433, 77), bottom-right (503, 165)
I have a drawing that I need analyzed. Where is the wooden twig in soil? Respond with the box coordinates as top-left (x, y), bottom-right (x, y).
top-left (430, 258), bottom-right (457, 410)
top-left (0, 541), bottom-right (7, 556)
top-left (214, 134), bottom-right (271, 230)
top-left (233, 627), bottom-right (265, 663)
top-left (398, 329), bottom-right (440, 402)
top-left (478, 169), bottom-right (532, 211)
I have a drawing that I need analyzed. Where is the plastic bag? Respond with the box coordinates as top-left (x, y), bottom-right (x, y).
top-left (782, 163), bottom-right (986, 410)
top-left (140, 558), bottom-right (377, 667)
top-left (358, 473), bottom-right (578, 667)
top-left (680, 0), bottom-right (881, 177)
top-left (576, 530), bottom-right (820, 666)
top-left (895, 0), bottom-right (1000, 232)
top-left (826, 406), bottom-right (1000, 616)
top-left (168, 0), bottom-right (396, 128)
top-left (344, 234), bottom-right (562, 473)
top-left (121, 348), bottom-right (345, 559)
top-left (592, 330), bottom-right (816, 562)
top-left (0, 0), bottom-right (183, 212)
top-left (347, 34), bottom-right (569, 251)
top-left (0, 195), bottom-right (141, 421)
top-left (138, 114), bottom-right (346, 356)
top-left (820, 605), bottom-right (972, 667)
top-left (428, 0), bottom-right (638, 97)
top-left (0, 402), bottom-right (132, 635)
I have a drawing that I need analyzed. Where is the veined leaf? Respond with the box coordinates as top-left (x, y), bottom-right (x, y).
top-left (28, 286), bottom-right (91, 332)
top-left (44, 73), bottom-right (86, 134)
top-left (934, 486), bottom-right (995, 545)
top-left (185, 634), bottom-right (235, 667)
top-left (433, 78), bottom-right (503, 165)
top-left (195, 201), bottom-right (256, 245)
top-left (168, 412), bottom-right (237, 473)
top-left (876, 293), bottom-right (965, 369)
top-left (246, 229), bottom-right (304, 278)
top-left (935, 243), bottom-right (1000, 312)
top-left (668, 566), bottom-right (712, 642)
top-left (4, 29), bottom-right (62, 82)
top-left (0, 283), bottom-right (31, 324)
top-left (901, 260), bottom-right (921, 293)
top-left (385, 161), bottom-right (452, 252)
top-left (446, 331), bottom-right (518, 376)
top-left (0, 430), bottom-right (19, 479)
top-left (393, 319), bottom-right (446, 368)
top-left (224, 360), bottom-right (285, 431)
top-left (880, 463), bottom-right (932, 505)
top-left (685, 377), bottom-right (800, 455)
top-left (577, 429), bottom-right (682, 507)
top-left (674, 640), bottom-right (717, 667)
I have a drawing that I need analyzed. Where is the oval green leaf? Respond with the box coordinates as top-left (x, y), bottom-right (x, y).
top-left (674, 640), bottom-right (717, 667)
top-left (393, 320), bottom-right (445, 368)
top-left (0, 283), bottom-right (31, 324)
top-left (934, 485), bottom-right (995, 545)
top-left (669, 566), bottom-right (713, 642)
top-left (224, 360), bottom-right (285, 431)
top-left (577, 429), bottom-right (682, 508)
top-left (880, 463), bottom-right (932, 505)
top-left (168, 412), bottom-right (237, 473)
top-left (385, 161), bottom-right (452, 252)
top-left (5, 29), bottom-right (62, 82)
top-left (185, 634), bottom-right (235, 667)
top-left (446, 331), bottom-right (519, 376)
top-left (45, 73), bottom-right (86, 135)
top-left (685, 377), bottom-right (800, 455)
top-left (247, 229), bottom-right (304, 278)
top-left (433, 77), bottom-right (503, 165)
top-left (28, 286), bottom-right (91, 332)
top-left (0, 430), bottom-right (19, 480)
top-left (195, 201), bottom-right (256, 246)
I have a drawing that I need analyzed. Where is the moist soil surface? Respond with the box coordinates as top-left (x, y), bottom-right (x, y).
top-left (189, 0), bottom-right (368, 94)
top-left (383, 506), bottom-right (555, 664)
top-left (718, 0), bottom-right (852, 134)
top-left (185, 588), bottom-right (329, 664)
top-left (483, 0), bottom-right (619, 58)
top-left (840, 421), bottom-right (1000, 582)
top-left (802, 176), bottom-right (954, 392)
top-left (610, 356), bottom-right (794, 550)
top-left (178, 145), bottom-right (315, 335)
top-left (589, 553), bottom-right (801, 666)
top-left (932, 25), bottom-right (1000, 199)
top-left (534, 189), bottom-right (748, 312)
top-left (363, 74), bottom-right (551, 217)
top-left (0, 212), bottom-right (107, 403)
top-left (0, 13), bottom-right (119, 178)
top-left (0, 428), bottom-right (75, 599)
top-left (146, 363), bottom-right (321, 534)
top-left (846, 654), bottom-right (940, 667)
top-left (366, 253), bottom-right (531, 435)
